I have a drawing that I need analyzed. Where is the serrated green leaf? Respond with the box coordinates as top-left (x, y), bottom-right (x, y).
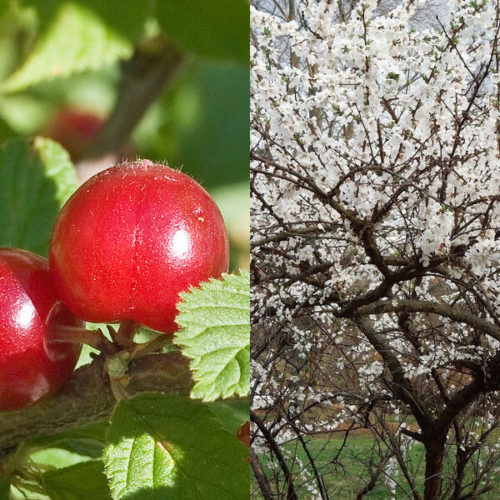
top-left (35, 136), bottom-right (80, 203)
top-left (2, 2), bottom-right (131, 93)
top-left (155, 0), bottom-right (249, 62)
top-left (43, 460), bottom-right (111, 500)
top-left (0, 137), bottom-right (79, 256)
top-left (104, 393), bottom-right (249, 500)
top-left (175, 272), bottom-right (250, 401)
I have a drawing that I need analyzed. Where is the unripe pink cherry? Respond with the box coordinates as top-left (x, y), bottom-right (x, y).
top-left (49, 160), bottom-right (229, 334)
top-left (0, 248), bottom-right (82, 411)
top-left (42, 107), bottom-right (103, 162)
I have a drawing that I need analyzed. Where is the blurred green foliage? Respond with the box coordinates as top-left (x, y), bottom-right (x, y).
top-left (135, 60), bottom-right (249, 188)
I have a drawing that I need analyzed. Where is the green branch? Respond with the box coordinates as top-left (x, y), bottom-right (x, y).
top-left (0, 352), bottom-right (192, 457)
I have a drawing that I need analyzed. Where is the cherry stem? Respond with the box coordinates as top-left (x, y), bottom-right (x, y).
top-left (111, 320), bottom-right (139, 348)
top-left (48, 325), bottom-right (115, 352)
top-left (132, 334), bottom-right (174, 359)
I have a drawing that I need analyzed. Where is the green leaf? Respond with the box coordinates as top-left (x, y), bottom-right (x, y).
top-left (26, 421), bottom-right (108, 459)
top-left (32, 448), bottom-right (93, 469)
top-left (0, 476), bottom-right (9, 500)
top-left (0, 94), bottom-right (52, 134)
top-left (75, 1), bottom-right (153, 43)
top-left (0, 137), bottom-right (79, 256)
top-left (104, 393), bottom-right (249, 500)
top-left (43, 460), bottom-right (111, 500)
top-left (208, 398), bottom-right (249, 434)
top-left (155, 0), bottom-right (249, 62)
top-left (175, 271), bottom-right (250, 401)
top-left (2, 2), bottom-right (132, 93)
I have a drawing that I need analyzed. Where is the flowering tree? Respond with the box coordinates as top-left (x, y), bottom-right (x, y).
top-left (250, 0), bottom-right (499, 498)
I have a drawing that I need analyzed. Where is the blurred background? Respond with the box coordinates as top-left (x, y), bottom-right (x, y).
top-left (0, 0), bottom-right (249, 270)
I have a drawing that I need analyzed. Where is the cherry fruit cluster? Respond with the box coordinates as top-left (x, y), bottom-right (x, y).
top-left (0, 160), bottom-right (229, 411)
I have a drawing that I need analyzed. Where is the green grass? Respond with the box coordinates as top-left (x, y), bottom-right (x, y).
top-left (253, 434), bottom-right (500, 499)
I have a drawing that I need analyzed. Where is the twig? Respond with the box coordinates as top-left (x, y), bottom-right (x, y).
top-left (48, 325), bottom-right (116, 353)
top-left (109, 320), bottom-right (139, 349)
top-left (85, 36), bottom-right (186, 159)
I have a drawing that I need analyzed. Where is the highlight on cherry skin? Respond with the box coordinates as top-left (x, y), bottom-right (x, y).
top-left (49, 159), bottom-right (230, 335)
top-left (0, 248), bottom-right (82, 411)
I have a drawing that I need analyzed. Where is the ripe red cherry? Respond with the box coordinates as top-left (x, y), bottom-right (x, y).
top-left (49, 160), bottom-right (229, 334)
top-left (0, 249), bottom-right (82, 411)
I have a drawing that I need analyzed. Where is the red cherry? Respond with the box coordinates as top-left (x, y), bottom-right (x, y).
top-left (43, 107), bottom-right (103, 161)
top-left (0, 249), bottom-right (82, 411)
top-left (49, 160), bottom-right (229, 334)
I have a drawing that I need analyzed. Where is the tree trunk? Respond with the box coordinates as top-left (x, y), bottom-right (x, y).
top-left (424, 436), bottom-right (446, 499)
top-left (250, 448), bottom-right (273, 499)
